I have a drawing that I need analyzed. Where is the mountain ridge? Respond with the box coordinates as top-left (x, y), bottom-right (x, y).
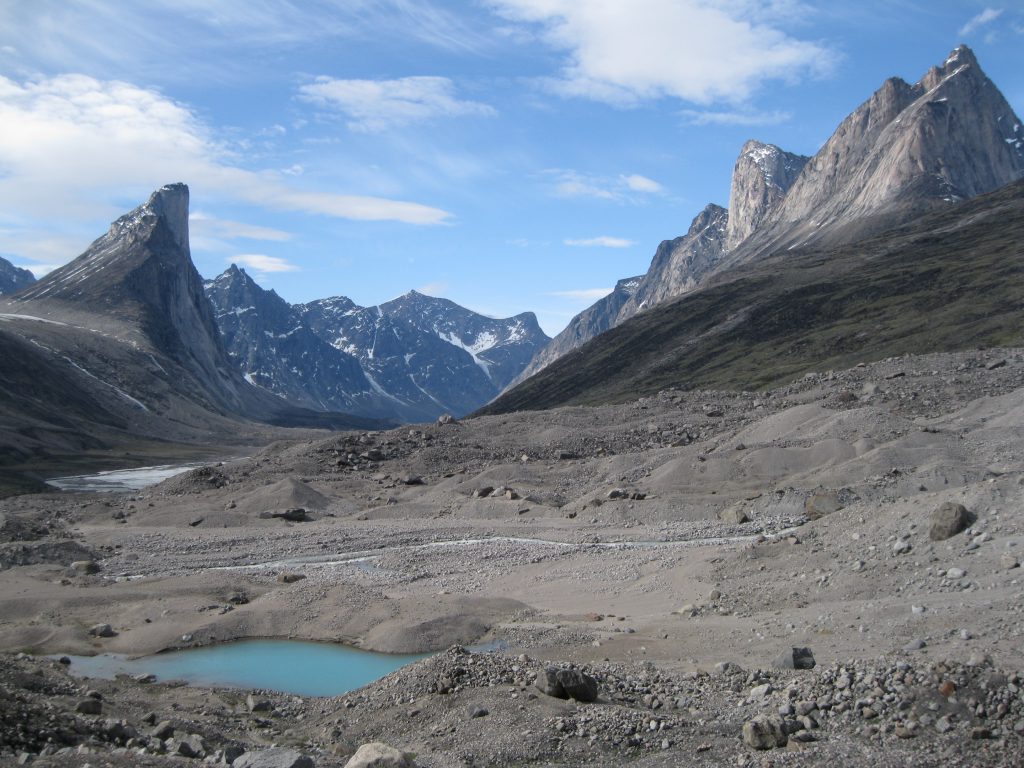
top-left (515, 45), bottom-right (1024, 383)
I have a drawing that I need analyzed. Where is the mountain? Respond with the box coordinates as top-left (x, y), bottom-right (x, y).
top-left (518, 45), bottom-right (1024, 380)
top-left (482, 176), bottom-right (1024, 414)
top-left (204, 265), bottom-right (381, 416)
top-left (298, 290), bottom-right (550, 421)
top-left (204, 266), bottom-right (550, 423)
top-left (0, 257), bottom-right (35, 295)
top-left (0, 184), bottom-right (381, 482)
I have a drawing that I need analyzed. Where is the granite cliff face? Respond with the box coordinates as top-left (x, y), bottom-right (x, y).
top-left (0, 257), bottom-right (35, 296)
top-left (755, 45), bottom-right (1024, 250)
top-left (516, 45), bottom-right (1024, 383)
top-left (725, 141), bottom-right (809, 250)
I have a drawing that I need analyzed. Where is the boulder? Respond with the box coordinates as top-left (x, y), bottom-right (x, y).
top-left (774, 647), bottom-right (815, 670)
top-left (88, 623), bottom-right (116, 638)
top-left (343, 742), bottom-right (416, 767)
top-left (235, 748), bottom-right (315, 768)
top-left (276, 572), bottom-right (306, 584)
top-left (718, 505), bottom-right (749, 524)
top-left (75, 698), bottom-right (102, 715)
top-left (70, 560), bottom-right (100, 575)
top-left (271, 508), bottom-right (308, 522)
top-left (535, 665), bottom-right (599, 702)
top-left (929, 502), bottom-right (972, 541)
top-left (742, 713), bottom-right (788, 750)
top-left (804, 490), bottom-right (843, 520)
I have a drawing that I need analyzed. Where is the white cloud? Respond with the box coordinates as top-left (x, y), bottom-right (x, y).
top-left (620, 174), bottom-right (664, 193)
top-left (0, 73), bottom-right (451, 254)
top-left (231, 254), bottom-right (300, 273)
top-left (564, 236), bottom-right (635, 248)
top-left (190, 212), bottom-right (292, 242)
top-left (489, 0), bottom-right (834, 106)
top-left (680, 108), bottom-right (792, 126)
top-left (298, 76), bottom-right (496, 132)
top-left (548, 287), bottom-right (613, 300)
top-left (959, 7), bottom-right (1003, 36)
top-left (553, 172), bottom-right (619, 200)
top-left (416, 281), bottom-right (449, 295)
top-left (550, 170), bottom-right (663, 201)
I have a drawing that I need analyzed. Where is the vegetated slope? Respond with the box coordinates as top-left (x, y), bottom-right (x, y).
top-left (482, 177), bottom-right (1024, 414)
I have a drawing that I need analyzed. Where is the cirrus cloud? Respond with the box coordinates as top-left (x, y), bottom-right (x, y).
top-left (298, 75), bottom-right (496, 132)
top-left (230, 254), bottom-right (300, 274)
top-left (564, 236), bottom-right (635, 248)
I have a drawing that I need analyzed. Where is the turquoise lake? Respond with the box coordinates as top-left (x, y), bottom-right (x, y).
top-left (62, 639), bottom-right (427, 697)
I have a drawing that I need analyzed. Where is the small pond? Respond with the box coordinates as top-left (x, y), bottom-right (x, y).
top-left (46, 463), bottom-right (207, 493)
top-left (60, 639), bottom-right (427, 697)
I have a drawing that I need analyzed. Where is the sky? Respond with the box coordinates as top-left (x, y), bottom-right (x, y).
top-left (0, 1), bottom-right (1022, 336)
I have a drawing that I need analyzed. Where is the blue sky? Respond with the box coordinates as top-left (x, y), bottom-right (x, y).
top-left (1, 1), bottom-right (1022, 335)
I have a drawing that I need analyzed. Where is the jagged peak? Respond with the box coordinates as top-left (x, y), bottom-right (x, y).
top-left (109, 182), bottom-right (190, 253)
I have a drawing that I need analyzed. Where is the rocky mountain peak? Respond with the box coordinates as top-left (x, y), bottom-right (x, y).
top-left (727, 141), bottom-right (809, 250)
top-left (0, 255), bottom-right (36, 296)
top-left (755, 47), bottom-right (1024, 247)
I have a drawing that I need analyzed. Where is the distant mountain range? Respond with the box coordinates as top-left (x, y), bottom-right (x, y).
top-left (515, 45), bottom-right (1024, 384)
top-left (205, 268), bottom-right (548, 422)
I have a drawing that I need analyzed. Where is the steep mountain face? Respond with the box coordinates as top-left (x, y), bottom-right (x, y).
top-left (298, 290), bottom-right (549, 421)
top-left (14, 184), bottom-right (246, 412)
top-left (725, 141), bottom-right (809, 250)
top-left (517, 45), bottom-right (1024, 383)
top-left (483, 177), bottom-right (1024, 414)
top-left (620, 203), bottom-right (731, 317)
top-left (0, 257), bottom-right (35, 295)
top-left (750, 45), bottom-right (1024, 251)
top-left (512, 276), bottom-right (643, 386)
top-left (204, 266), bottom-right (378, 415)
top-left (0, 184), bottom-right (380, 475)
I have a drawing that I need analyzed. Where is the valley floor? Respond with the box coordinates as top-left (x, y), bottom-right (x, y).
top-left (1, 347), bottom-right (1023, 766)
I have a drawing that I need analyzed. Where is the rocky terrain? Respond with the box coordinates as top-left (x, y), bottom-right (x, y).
top-left (0, 346), bottom-right (1022, 766)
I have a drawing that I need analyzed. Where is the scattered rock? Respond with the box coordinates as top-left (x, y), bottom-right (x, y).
top-left (235, 748), bottom-right (315, 768)
top-left (718, 505), bottom-right (749, 524)
top-left (270, 507), bottom-right (308, 522)
top-left (467, 704), bottom-right (489, 718)
top-left (75, 699), bottom-right (102, 715)
top-left (929, 502), bottom-right (972, 541)
top-left (247, 694), bottom-right (273, 713)
top-left (742, 713), bottom-right (788, 750)
top-left (804, 490), bottom-right (843, 520)
top-left (88, 623), bottom-right (116, 638)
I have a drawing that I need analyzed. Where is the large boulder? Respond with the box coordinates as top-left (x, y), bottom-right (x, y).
top-left (535, 666), bottom-right (599, 702)
top-left (929, 502), bottom-right (972, 541)
top-left (343, 742), bottom-right (416, 768)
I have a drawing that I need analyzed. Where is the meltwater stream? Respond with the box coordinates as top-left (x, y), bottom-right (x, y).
top-left (46, 463), bottom-right (206, 492)
top-left (61, 640), bottom-right (427, 697)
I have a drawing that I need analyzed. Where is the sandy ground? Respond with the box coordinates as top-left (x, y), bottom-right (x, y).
top-left (1, 347), bottom-right (1022, 766)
